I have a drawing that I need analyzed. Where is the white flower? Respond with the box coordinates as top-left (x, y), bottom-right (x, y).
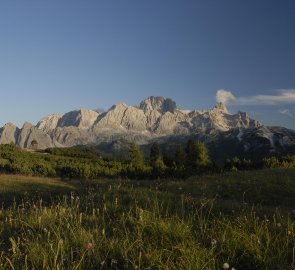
top-left (223, 263), bottom-right (230, 269)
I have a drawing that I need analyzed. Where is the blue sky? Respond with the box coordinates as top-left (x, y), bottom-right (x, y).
top-left (0, 0), bottom-right (295, 129)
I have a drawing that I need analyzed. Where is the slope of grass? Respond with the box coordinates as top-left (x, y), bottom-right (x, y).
top-left (0, 169), bottom-right (294, 269)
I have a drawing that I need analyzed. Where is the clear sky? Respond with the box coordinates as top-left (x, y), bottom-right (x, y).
top-left (0, 0), bottom-right (295, 129)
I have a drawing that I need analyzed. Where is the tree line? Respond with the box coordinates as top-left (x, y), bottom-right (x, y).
top-left (0, 142), bottom-right (294, 180)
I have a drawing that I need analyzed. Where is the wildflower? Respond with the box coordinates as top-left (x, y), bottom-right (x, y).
top-left (211, 239), bottom-right (217, 247)
top-left (223, 263), bottom-right (230, 269)
top-left (85, 242), bottom-right (93, 250)
top-left (111, 259), bottom-right (118, 266)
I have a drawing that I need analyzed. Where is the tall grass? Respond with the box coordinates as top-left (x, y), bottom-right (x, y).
top-left (0, 170), bottom-right (294, 269)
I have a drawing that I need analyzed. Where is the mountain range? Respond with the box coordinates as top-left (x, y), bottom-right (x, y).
top-left (1, 96), bottom-right (294, 162)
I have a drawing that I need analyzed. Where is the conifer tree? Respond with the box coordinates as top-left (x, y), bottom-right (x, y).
top-left (150, 142), bottom-right (165, 177)
top-left (185, 139), bottom-right (211, 172)
top-left (129, 143), bottom-right (145, 170)
top-left (174, 145), bottom-right (186, 169)
top-left (150, 142), bottom-right (161, 163)
top-left (195, 142), bottom-right (211, 168)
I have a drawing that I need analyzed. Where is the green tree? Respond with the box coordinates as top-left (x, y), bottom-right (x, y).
top-left (174, 145), bottom-right (186, 169)
top-left (149, 143), bottom-right (166, 177)
top-left (150, 143), bottom-right (161, 163)
top-left (129, 143), bottom-right (146, 170)
top-left (185, 140), bottom-right (211, 172)
top-left (262, 156), bottom-right (280, 168)
top-left (195, 142), bottom-right (211, 168)
top-left (185, 139), bottom-right (198, 169)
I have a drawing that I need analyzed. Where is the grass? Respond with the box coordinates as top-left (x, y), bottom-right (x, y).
top-left (0, 169), bottom-right (294, 269)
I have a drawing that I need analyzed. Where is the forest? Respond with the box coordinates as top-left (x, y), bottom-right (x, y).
top-left (0, 141), bottom-right (294, 180)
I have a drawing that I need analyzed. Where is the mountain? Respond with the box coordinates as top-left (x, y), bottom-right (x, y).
top-left (0, 96), bottom-right (294, 161)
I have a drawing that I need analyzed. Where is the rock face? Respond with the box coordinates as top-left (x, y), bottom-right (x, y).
top-left (139, 96), bottom-right (177, 114)
top-left (0, 96), bottom-right (294, 157)
top-left (37, 96), bottom-right (261, 136)
top-left (0, 123), bottom-right (20, 145)
top-left (0, 122), bottom-right (56, 149)
top-left (37, 114), bottom-right (63, 133)
top-left (58, 109), bottom-right (99, 129)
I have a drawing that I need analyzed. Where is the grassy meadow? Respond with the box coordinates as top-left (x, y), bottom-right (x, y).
top-left (0, 169), bottom-right (294, 269)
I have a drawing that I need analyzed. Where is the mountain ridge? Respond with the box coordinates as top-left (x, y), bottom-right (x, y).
top-left (0, 96), bottom-right (294, 160)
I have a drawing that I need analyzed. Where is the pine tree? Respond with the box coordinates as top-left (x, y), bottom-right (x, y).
top-left (185, 139), bottom-right (198, 169)
top-left (174, 145), bottom-right (186, 169)
top-left (129, 143), bottom-right (145, 170)
top-left (185, 140), bottom-right (211, 172)
top-left (195, 142), bottom-right (211, 168)
top-left (150, 143), bottom-right (165, 177)
top-left (150, 143), bottom-right (160, 163)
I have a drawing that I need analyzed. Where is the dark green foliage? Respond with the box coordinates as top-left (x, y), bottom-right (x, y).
top-left (128, 143), bottom-right (151, 178)
top-left (263, 155), bottom-right (295, 169)
top-left (224, 157), bottom-right (253, 171)
top-left (45, 147), bottom-right (101, 160)
top-left (185, 139), bottom-right (199, 169)
top-left (149, 143), bottom-right (166, 177)
top-left (195, 142), bottom-right (211, 169)
top-left (129, 143), bottom-right (145, 168)
top-left (0, 142), bottom-right (294, 180)
top-left (173, 145), bottom-right (186, 169)
top-left (150, 142), bottom-right (160, 163)
top-left (185, 140), bottom-right (211, 173)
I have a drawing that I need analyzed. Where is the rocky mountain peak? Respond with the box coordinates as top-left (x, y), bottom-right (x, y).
top-left (139, 96), bottom-right (177, 114)
top-left (110, 103), bottom-right (128, 111)
top-left (22, 122), bottom-right (34, 130)
top-left (212, 102), bottom-right (229, 114)
top-left (3, 122), bottom-right (17, 128)
top-left (0, 96), bottom-right (293, 157)
top-left (57, 108), bottom-right (99, 129)
top-left (37, 114), bottom-right (63, 133)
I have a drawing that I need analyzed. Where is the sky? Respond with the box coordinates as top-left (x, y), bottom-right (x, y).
top-left (0, 0), bottom-right (295, 129)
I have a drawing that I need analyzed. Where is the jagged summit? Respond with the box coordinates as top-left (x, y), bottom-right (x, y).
top-left (139, 96), bottom-right (177, 114)
top-left (1, 96), bottom-right (293, 156)
top-left (213, 102), bottom-right (229, 114)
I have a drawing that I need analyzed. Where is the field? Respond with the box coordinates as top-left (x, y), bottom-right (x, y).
top-left (0, 169), bottom-right (295, 269)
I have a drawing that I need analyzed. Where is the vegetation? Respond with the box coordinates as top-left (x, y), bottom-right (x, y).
top-left (0, 169), bottom-right (294, 269)
top-left (0, 142), bottom-right (294, 181)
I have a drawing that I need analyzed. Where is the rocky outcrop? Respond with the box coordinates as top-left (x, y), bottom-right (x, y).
top-left (58, 108), bottom-right (99, 129)
top-left (139, 96), bottom-right (177, 114)
top-left (18, 122), bottom-right (54, 149)
top-left (0, 122), bottom-right (55, 149)
top-left (0, 96), bottom-right (294, 157)
top-left (37, 114), bottom-right (63, 132)
top-left (0, 123), bottom-right (20, 145)
top-left (95, 103), bottom-right (147, 131)
top-left (35, 96), bottom-right (261, 136)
